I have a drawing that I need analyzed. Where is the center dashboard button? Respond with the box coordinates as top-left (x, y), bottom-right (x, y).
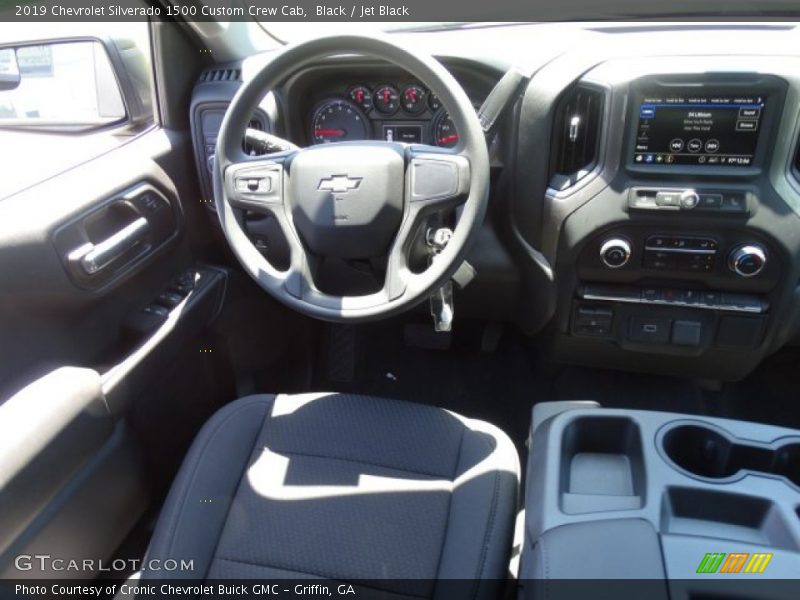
top-left (629, 317), bottom-right (671, 344)
top-left (698, 193), bottom-right (723, 209)
top-left (655, 191), bottom-right (681, 207)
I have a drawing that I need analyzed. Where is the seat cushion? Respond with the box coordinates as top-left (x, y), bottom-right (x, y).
top-left (144, 393), bottom-right (520, 599)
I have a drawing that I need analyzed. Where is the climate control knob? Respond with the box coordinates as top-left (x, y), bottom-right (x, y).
top-left (729, 244), bottom-right (767, 278)
top-left (599, 238), bottom-right (632, 269)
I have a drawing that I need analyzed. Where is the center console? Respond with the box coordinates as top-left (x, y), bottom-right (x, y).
top-left (519, 403), bottom-right (800, 598)
top-left (544, 60), bottom-right (800, 381)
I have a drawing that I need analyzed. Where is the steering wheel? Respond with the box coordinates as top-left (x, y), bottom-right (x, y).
top-left (213, 34), bottom-right (490, 321)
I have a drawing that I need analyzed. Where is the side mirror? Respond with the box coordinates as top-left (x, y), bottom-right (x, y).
top-left (0, 48), bottom-right (20, 91)
top-left (0, 37), bottom-right (152, 129)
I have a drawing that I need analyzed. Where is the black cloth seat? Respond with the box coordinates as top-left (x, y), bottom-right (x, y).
top-left (143, 393), bottom-right (520, 598)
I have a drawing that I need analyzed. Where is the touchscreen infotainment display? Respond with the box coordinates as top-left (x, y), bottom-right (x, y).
top-left (633, 93), bottom-right (766, 167)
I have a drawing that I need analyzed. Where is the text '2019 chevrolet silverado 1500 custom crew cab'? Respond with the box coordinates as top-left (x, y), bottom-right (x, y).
top-left (1, 4), bottom-right (800, 599)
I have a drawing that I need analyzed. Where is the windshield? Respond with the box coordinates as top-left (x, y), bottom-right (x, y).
top-left (262, 22), bottom-right (469, 43)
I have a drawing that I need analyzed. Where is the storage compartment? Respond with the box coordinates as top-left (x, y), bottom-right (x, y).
top-left (775, 443), bottom-right (800, 487)
top-left (660, 487), bottom-right (798, 550)
top-left (661, 423), bottom-right (800, 488)
top-left (559, 416), bottom-right (646, 513)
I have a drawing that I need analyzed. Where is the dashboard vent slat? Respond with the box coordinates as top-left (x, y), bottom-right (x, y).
top-left (550, 85), bottom-right (604, 190)
top-left (199, 68), bottom-right (242, 84)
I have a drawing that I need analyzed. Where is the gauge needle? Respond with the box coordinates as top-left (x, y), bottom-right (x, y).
top-left (439, 134), bottom-right (459, 144)
top-left (315, 129), bottom-right (345, 137)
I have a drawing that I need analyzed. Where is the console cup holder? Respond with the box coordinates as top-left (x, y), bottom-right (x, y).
top-left (661, 423), bottom-right (800, 488)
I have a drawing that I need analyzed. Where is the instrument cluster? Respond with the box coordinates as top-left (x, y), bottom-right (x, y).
top-left (307, 82), bottom-right (462, 148)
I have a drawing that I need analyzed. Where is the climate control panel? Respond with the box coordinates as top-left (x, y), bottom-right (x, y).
top-left (593, 233), bottom-right (770, 279)
top-left (642, 235), bottom-right (718, 273)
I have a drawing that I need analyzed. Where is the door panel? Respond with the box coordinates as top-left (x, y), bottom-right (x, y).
top-left (0, 123), bottom-right (215, 575)
top-left (0, 129), bottom-right (194, 387)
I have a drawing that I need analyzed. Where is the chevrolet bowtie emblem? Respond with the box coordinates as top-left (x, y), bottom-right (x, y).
top-left (318, 175), bottom-right (362, 194)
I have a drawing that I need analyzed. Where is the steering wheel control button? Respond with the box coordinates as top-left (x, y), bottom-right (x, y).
top-left (729, 244), bottom-right (767, 278)
top-left (679, 189), bottom-right (700, 209)
top-left (227, 164), bottom-right (283, 207)
top-left (411, 159), bottom-right (458, 202)
top-left (236, 177), bottom-right (272, 194)
top-left (599, 238), bottom-right (631, 269)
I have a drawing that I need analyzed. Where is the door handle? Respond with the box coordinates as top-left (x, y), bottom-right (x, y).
top-left (68, 216), bottom-right (150, 275)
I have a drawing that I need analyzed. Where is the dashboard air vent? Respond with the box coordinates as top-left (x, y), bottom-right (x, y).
top-left (550, 85), bottom-right (604, 190)
top-left (199, 68), bottom-right (242, 83)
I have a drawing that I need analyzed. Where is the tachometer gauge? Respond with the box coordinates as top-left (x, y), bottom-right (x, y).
top-left (311, 99), bottom-right (368, 144)
top-left (347, 85), bottom-right (372, 112)
top-left (432, 110), bottom-right (459, 148)
top-left (373, 85), bottom-right (400, 115)
top-left (401, 85), bottom-right (426, 115)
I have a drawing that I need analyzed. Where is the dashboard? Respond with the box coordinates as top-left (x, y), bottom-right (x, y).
top-left (190, 25), bottom-right (800, 383)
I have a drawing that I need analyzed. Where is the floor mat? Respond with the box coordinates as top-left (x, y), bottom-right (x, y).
top-left (313, 317), bottom-right (721, 450)
top-left (314, 318), bottom-right (549, 454)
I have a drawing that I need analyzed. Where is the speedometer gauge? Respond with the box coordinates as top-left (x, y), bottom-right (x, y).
top-left (311, 99), bottom-right (368, 144)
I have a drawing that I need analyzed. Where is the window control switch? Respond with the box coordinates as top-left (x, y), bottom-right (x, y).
top-left (157, 291), bottom-right (184, 309)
